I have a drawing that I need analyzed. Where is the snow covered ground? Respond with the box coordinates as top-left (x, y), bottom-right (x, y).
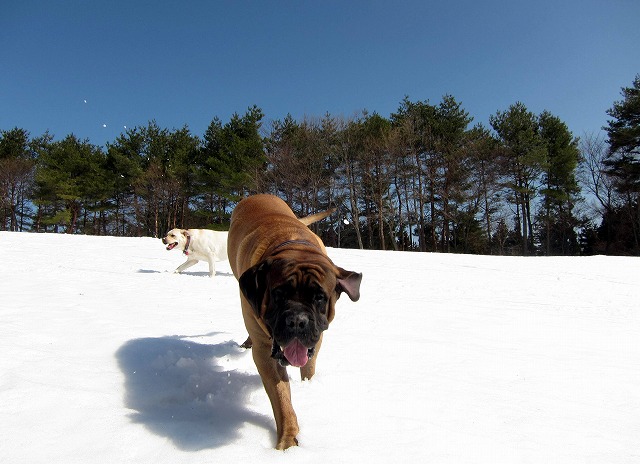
top-left (1, 231), bottom-right (638, 463)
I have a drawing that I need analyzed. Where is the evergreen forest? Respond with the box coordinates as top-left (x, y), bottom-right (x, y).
top-left (2, 75), bottom-right (639, 256)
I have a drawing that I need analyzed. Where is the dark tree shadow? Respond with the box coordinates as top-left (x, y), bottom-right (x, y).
top-left (115, 334), bottom-right (273, 450)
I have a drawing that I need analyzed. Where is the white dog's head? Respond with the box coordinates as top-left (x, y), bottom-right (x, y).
top-left (161, 228), bottom-right (187, 251)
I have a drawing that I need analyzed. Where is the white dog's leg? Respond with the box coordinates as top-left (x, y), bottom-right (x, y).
top-left (207, 258), bottom-right (216, 278)
top-left (175, 259), bottom-right (198, 274)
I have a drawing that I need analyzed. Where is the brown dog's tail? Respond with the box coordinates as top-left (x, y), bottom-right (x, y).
top-left (298, 208), bottom-right (336, 226)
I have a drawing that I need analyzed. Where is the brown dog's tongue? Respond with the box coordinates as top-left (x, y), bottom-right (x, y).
top-left (283, 339), bottom-right (308, 367)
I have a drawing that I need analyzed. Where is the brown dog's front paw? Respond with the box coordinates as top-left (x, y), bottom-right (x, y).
top-left (240, 336), bottom-right (253, 349)
top-left (276, 435), bottom-right (299, 450)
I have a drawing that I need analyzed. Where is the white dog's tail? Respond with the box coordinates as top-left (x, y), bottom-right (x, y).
top-left (298, 208), bottom-right (336, 226)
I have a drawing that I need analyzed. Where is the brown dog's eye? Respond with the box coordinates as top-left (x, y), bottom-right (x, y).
top-left (314, 292), bottom-right (327, 309)
top-left (272, 287), bottom-right (288, 305)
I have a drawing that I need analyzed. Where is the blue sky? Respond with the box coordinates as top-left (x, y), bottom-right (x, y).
top-left (2, 0), bottom-right (639, 147)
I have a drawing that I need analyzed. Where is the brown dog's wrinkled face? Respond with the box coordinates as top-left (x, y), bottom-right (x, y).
top-left (239, 255), bottom-right (361, 368)
top-left (161, 228), bottom-right (186, 251)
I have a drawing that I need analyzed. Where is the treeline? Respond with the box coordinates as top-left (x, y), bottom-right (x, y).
top-left (2, 77), bottom-right (639, 255)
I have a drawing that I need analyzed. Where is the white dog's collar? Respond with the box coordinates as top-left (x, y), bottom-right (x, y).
top-left (183, 233), bottom-right (191, 255)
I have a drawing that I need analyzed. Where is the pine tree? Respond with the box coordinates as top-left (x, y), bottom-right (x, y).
top-left (199, 106), bottom-right (265, 213)
top-left (604, 74), bottom-right (640, 253)
top-left (490, 102), bottom-right (546, 255)
top-left (34, 135), bottom-right (107, 233)
top-left (105, 128), bottom-right (145, 235)
top-left (537, 111), bottom-right (581, 255)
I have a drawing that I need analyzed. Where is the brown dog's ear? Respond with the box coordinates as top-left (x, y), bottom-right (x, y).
top-left (336, 268), bottom-right (362, 302)
top-left (239, 260), bottom-right (272, 316)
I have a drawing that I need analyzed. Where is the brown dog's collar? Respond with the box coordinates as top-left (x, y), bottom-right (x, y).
top-left (183, 233), bottom-right (191, 255)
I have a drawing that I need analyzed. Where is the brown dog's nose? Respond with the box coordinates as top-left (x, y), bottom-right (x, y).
top-left (286, 313), bottom-right (309, 333)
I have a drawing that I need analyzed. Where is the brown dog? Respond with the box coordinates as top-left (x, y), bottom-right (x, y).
top-left (227, 194), bottom-right (362, 450)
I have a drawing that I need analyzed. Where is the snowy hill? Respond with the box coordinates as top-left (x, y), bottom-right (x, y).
top-left (1, 231), bottom-right (638, 463)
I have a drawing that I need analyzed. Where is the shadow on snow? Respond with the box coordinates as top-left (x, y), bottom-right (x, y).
top-left (136, 269), bottom-right (234, 277)
top-left (115, 333), bottom-right (272, 450)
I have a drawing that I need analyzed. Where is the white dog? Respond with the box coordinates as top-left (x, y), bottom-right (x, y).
top-left (161, 228), bottom-right (228, 277)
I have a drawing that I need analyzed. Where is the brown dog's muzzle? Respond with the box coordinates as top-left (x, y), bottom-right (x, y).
top-left (267, 298), bottom-right (329, 367)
